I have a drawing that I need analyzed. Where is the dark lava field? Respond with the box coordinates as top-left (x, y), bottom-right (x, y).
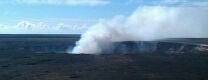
top-left (0, 53), bottom-right (208, 80)
top-left (0, 34), bottom-right (208, 80)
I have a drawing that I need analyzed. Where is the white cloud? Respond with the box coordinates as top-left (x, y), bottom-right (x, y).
top-left (0, 20), bottom-right (89, 34)
top-left (65, 0), bottom-right (110, 6)
top-left (186, 1), bottom-right (208, 7)
top-left (3, 0), bottom-right (110, 6)
top-left (127, 0), bottom-right (208, 7)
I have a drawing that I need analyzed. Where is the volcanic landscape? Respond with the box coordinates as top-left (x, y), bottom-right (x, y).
top-left (0, 34), bottom-right (208, 80)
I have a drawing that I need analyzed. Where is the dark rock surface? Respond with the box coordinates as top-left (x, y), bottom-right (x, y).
top-left (0, 34), bottom-right (79, 53)
top-left (0, 53), bottom-right (208, 80)
top-left (0, 35), bottom-right (208, 80)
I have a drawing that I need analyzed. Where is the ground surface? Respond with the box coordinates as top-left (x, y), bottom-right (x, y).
top-left (0, 53), bottom-right (208, 80)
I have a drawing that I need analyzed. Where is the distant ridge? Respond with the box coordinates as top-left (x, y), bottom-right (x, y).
top-left (0, 34), bottom-right (81, 38)
top-left (160, 38), bottom-right (208, 45)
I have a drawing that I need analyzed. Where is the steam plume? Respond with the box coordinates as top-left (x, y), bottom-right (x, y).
top-left (72, 6), bottom-right (208, 54)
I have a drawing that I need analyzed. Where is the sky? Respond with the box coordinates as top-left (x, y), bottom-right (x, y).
top-left (0, 0), bottom-right (208, 34)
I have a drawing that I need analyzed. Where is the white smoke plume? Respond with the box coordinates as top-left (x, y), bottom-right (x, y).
top-left (72, 6), bottom-right (208, 54)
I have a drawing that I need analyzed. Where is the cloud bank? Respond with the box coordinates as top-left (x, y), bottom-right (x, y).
top-left (128, 0), bottom-right (208, 7)
top-left (0, 21), bottom-right (88, 34)
top-left (1, 0), bottom-right (110, 6)
top-left (72, 6), bottom-right (208, 54)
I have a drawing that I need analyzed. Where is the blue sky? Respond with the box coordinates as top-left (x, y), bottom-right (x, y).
top-left (0, 0), bottom-right (208, 34)
top-left (0, 0), bottom-right (137, 24)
